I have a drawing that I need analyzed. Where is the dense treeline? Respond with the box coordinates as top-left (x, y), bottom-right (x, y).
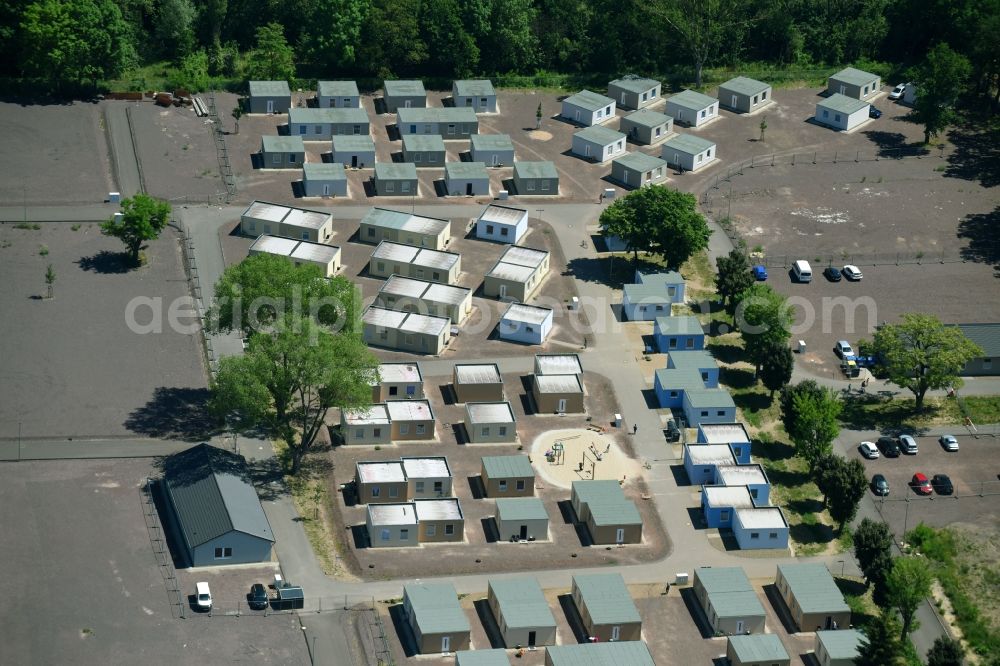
top-left (0, 0), bottom-right (997, 106)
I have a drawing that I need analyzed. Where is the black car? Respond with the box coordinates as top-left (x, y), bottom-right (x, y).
top-left (932, 474), bottom-right (954, 495)
top-left (869, 106), bottom-right (883, 119)
top-left (248, 583), bottom-right (269, 610)
top-left (877, 436), bottom-right (900, 458)
top-left (872, 474), bottom-right (890, 496)
top-left (824, 266), bottom-right (843, 282)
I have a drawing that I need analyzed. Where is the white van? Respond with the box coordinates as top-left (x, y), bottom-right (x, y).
top-left (792, 260), bottom-right (812, 283)
top-left (196, 582), bottom-right (213, 611)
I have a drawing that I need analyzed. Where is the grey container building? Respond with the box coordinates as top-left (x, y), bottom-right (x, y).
top-left (955, 323), bottom-right (1000, 375)
top-left (465, 402), bottom-right (517, 444)
top-left (260, 135), bottom-right (305, 168)
top-left (470, 134), bottom-right (514, 166)
top-left (512, 161), bottom-right (559, 195)
top-left (398, 107), bottom-right (479, 138)
top-left (481, 455), bottom-right (534, 497)
top-left (607, 77), bottom-right (662, 110)
top-left (487, 578), bottom-right (557, 647)
top-left (692, 566), bottom-right (767, 635)
top-left (362, 306), bottom-right (451, 355)
top-left (718, 76), bottom-right (773, 114)
top-left (561, 90), bottom-right (616, 126)
top-left (248, 80), bottom-right (291, 114)
top-left (403, 583), bottom-right (470, 654)
top-left (455, 650), bottom-right (510, 666)
top-left (367, 502), bottom-right (418, 547)
top-left (827, 67), bottom-right (881, 100)
top-left (815, 629), bottom-right (863, 666)
top-left (369, 241), bottom-right (461, 284)
top-left (445, 162), bottom-right (490, 196)
top-left (545, 643), bottom-right (654, 666)
top-left (388, 401), bottom-right (437, 441)
top-left (494, 498), bottom-right (549, 542)
top-left (373, 163), bottom-right (419, 197)
top-left (727, 634), bottom-right (790, 666)
top-left (402, 134), bottom-right (447, 167)
top-left (661, 134), bottom-right (717, 172)
top-left (534, 353), bottom-right (583, 376)
top-left (620, 109), bottom-right (673, 145)
top-left (572, 125), bottom-right (627, 162)
top-left (383, 80), bottom-right (427, 112)
top-left (360, 207), bottom-right (452, 250)
top-left (332, 135), bottom-right (376, 169)
top-left (288, 107), bottom-right (370, 140)
top-left (302, 162), bottom-right (347, 197)
top-left (665, 89), bottom-right (720, 127)
top-left (160, 444), bottom-right (275, 567)
top-left (453, 79), bottom-right (497, 113)
top-left (611, 153), bottom-right (668, 188)
top-left (815, 94), bottom-right (870, 131)
top-left (775, 563), bottom-right (851, 632)
top-left (570, 574), bottom-right (642, 642)
top-left (318, 80), bottom-right (360, 108)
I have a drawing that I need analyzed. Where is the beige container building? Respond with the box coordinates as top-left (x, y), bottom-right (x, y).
top-left (354, 461), bottom-right (408, 504)
top-left (341, 405), bottom-right (392, 445)
top-left (483, 245), bottom-right (550, 301)
top-left (570, 574), bottom-right (642, 643)
top-left (371, 362), bottom-right (424, 402)
top-left (240, 201), bottom-right (334, 243)
top-left (401, 456), bottom-right (453, 498)
top-left (387, 400), bottom-right (436, 440)
top-left (402, 582), bottom-right (470, 654)
top-left (369, 241), bottom-right (462, 284)
top-left (480, 454), bottom-right (535, 498)
top-left (374, 275), bottom-right (473, 324)
top-left (531, 374), bottom-right (584, 414)
top-left (453, 363), bottom-right (505, 403)
top-left (362, 307), bottom-right (451, 355)
top-left (486, 577), bottom-right (557, 648)
top-left (465, 402), bottom-right (517, 444)
top-left (775, 564), bottom-right (851, 632)
top-left (359, 207), bottom-right (452, 250)
top-left (414, 498), bottom-right (464, 543)
top-left (248, 235), bottom-right (342, 277)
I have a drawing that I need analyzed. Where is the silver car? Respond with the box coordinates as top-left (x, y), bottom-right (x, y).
top-left (939, 435), bottom-right (959, 452)
top-left (900, 434), bottom-right (918, 454)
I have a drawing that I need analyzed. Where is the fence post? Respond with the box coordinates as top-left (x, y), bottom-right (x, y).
top-left (750, 155), bottom-right (755, 168)
top-left (856, 150), bottom-right (860, 162)
top-left (834, 151), bottom-right (838, 163)
top-left (812, 152), bottom-right (817, 164)
top-left (770, 153), bottom-right (775, 167)
top-left (792, 153), bottom-right (796, 166)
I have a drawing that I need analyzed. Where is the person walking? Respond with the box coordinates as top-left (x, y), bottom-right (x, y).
top-left (632, 424), bottom-right (638, 435)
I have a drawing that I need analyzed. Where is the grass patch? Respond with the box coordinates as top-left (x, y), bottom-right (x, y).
top-left (954, 395), bottom-right (1000, 424)
top-left (839, 394), bottom-right (955, 431)
top-left (680, 250), bottom-right (715, 302)
top-left (13, 222), bottom-right (40, 230)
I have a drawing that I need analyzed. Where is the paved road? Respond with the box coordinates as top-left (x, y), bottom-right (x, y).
top-left (103, 103), bottom-right (142, 197)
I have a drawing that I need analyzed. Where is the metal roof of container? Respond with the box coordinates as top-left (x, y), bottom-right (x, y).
top-left (534, 354), bottom-right (583, 376)
top-left (609, 77), bottom-right (660, 94)
top-left (662, 133), bottom-right (716, 155)
top-left (403, 582), bottom-right (469, 636)
top-left (402, 134), bottom-right (446, 152)
top-left (686, 444), bottom-right (738, 466)
top-left (398, 312), bottom-right (450, 336)
top-left (445, 162), bottom-right (489, 179)
top-left (719, 76), bottom-right (771, 97)
top-left (413, 247), bottom-right (460, 270)
top-left (453, 79), bottom-right (496, 97)
top-left (694, 567), bottom-right (753, 594)
top-left (243, 200), bottom-right (291, 223)
top-left (413, 498), bottom-right (463, 521)
top-left (715, 464), bottom-right (768, 486)
top-left (614, 152), bottom-right (666, 172)
top-left (282, 208), bottom-right (332, 230)
top-left (249, 80), bottom-right (290, 96)
top-left (423, 282), bottom-right (471, 306)
top-left (382, 274), bottom-right (430, 298)
top-left (318, 80), bottom-right (359, 97)
top-left (572, 480), bottom-right (625, 505)
top-left (397, 107), bottom-right (478, 124)
top-left (454, 363), bottom-right (501, 384)
top-left (776, 564), bottom-right (849, 614)
top-left (623, 283), bottom-right (672, 302)
top-left (575, 125), bottom-right (626, 146)
top-left (400, 456), bottom-right (450, 479)
top-left (655, 315), bottom-right (704, 336)
top-left (494, 498), bottom-right (548, 523)
top-left (685, 388), bottom-right (736, 409)
top-left (572, 573), bottom-right (640, 625)
top-left (489, 577), bottom-right (556, 629)
top-left (502, 303), bottom-right (552, 325)
top-left (363, 306), bottom-right (408, 328)
top-left (344, 404), bottom-right (391, 425)
top-left (636, 270), bottom-right (684, 286)
top-left (654, 368), bottom-right (706, 391)
top-left (302, 162), bottom-right (347, 180)
top-left (816, 629), bottom-right (864, 659)
top-left (486, 261), bottom-right (535, 283)
top-left (479, 204), bottom-right (527, 226)
top-left (249, 235), bottom-right (299, 255)
top-left (709, 590), bottom-right (766, 618)
top-left (703, 485), bottom-right (755, 509)
top-left (668, 349), bottom-right (718, 370)
top-left (535, 374), bottom-right (583, 394)
top-left (290, 241), bottom-right (340, 264)
top-left (728, 634), bottom-right (789, 662)
top-left (262, 135), bottom-right (305, 152)
top-left (383, 80), bottom-right (426, 96)
top-left (470, 133), bottom-right (514, 150)
top-left (513, 161), bottom-right (558, 179)
top-left (735, 506), bottom-right (788, 529)
top-left (545, 642), bottom-right (654, 666)
top-left (818, 92), bottom-right (869, 115)
top-left (372, 240), bottom-right (420, 263)
top-left (375, 363), bottom-right (422, 384)
top-left (362, 207), bottom-right (449, 235)
top-left (954, 323), bottom-right (1000, 356)
top-left (500, 245), bottom-right (548, 268)
top-left (455, 649), bottom-right (510, 666)
top-left (564, 89), bottom-right (615, 112)
top-left (668, 89), bottom-right (717, 110)
top-left (589, 500), bottom-right (641, 527)
top-left (368, 502), bottom-right (417, 525)
top-left (481, 454), bottom-right (533, 479)
top-left (830, 67), bottom-right (878, 86)
top-left (698, 422), bottom-right (751, 445)
top-left (623, 108), bottom-right (671, 128)
top-left (386, 400), bottom-right (434, 422)
top-left (332, 135), bottom-right (376, 151)
top-left (288, 107), bottom-right (368, 124)
top-left (356, 461), bottom-right (406, 484)
top-left (373, 163), bottom-right (419, 180)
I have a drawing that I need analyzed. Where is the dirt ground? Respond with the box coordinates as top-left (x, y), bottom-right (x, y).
top-left (0, 101), bottom-right (115, 205)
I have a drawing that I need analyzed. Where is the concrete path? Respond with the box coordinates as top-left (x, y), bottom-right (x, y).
top-left (103, 104), bottom-right (142, 197)
top-left (0, 203), bottom-right (120, 223)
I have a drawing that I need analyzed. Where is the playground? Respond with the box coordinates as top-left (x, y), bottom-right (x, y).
top-left (531, 428), bottom-right (642, 490)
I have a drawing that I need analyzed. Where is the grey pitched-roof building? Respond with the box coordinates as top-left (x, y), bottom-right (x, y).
top-left (955, 323), bottom-right (1000, 375)
top-left (260, 135), bottom-right (305, 169)
top-left (383, 80), bottom-right (427, 112)
top-left (561, 89), bottom-right (616, 126)
top-left (453, 79), bottom-right (497, 113)
top-left (718, 77), bottom-right (773, 114)
top-left (301, 162), bottom-right (347, 197)
top-left (487, 577), bottom-right (557, 647)
top-left (403, 582), bottom-right (470, 654)
top-left (692, 566), bottom-right (766, 635)
top-left (397, 107), bottom-right (479, 138)
top-left (727, 634), bottom-right (790, 666)
top-left (512, 161), bottom-right (559, 195)
top-left (470, 133), bottom-right (514, 166)
top-left (480, 454), bottom-right (534, 496)
top-left (665, 89), bottom-right (720, 127)
top-left (827, 67), bottom-right (881, 100)
top-left (288, 107), bottom-right (370, 140)
top-left (571, 125), bottom-right (627, 162)
top-left (455, 649), bottom-right (511, 666)
top-left (445, 162), bottom-right (490, 196)
top-left (607, 77), bottom-right (662, 110)
top-left (775, 564), bottom-right (851, 631)
top-left (373, 163), bottom-right (419, 197)
top-left (611, 152), bottom-right (668, 188)
top-left (815, 93), bottom-right (870, 131)
top-left (545, 642), bottom-right (654, 666)
top-left (248, 80), bottom-right (291, 114)
top-left (661, 133), bottom-right (717, 172)
top-left (620, 109), bottom-right (673, 145)
top-left (332, 135), bottom-right (376, 169)
top-left (815, 629), bottom-right (864, 666)
top-left (402, 134), bottom-right (447, 167)
top-left (317, 80), bottom-right (360, 108)
top-left (494, 497), bottom-right (548, 542)
top-left (570, 573), bottom-right (642, 642)
top-left (570, 481), bottom-right (642, 545)
top-left (161, 444), bottom-right (275, 567)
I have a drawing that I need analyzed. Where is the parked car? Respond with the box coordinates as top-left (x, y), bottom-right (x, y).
top-left (824, 266), bottom-right (843, 282)
top-left (939, 435), bottom-right (959, 452)
top-left (248, 583), bottom-right (269, 610)
top-left (889, 83), bottom-right (908, 100)
top-left (859, 441), bottom-right (880, 459)
top-left (877, 436), bottom-right (900, 458)
top-left (196, 582), bottom-right (213, 611)
top-left (835, 340), bottom-right (855, 358)
top-left (869, 106), bottom-right (883, 119)
top-left (752, 265), bottom-right (768, 281)
top-left (900, 434), bottom-right (918, 454)
top-left (872, 474), bottom-right (890, 496)
top-left (842, 265), bottom-right (863, 281)
top-left (911, 472), bottom-right (933, 495)
top-left (932, 474), bottom-right (954, 495)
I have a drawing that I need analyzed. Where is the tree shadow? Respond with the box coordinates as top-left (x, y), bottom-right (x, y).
top-left (125, 387), bottom-right (220, 441)
top-left (720, 366), bottom-right (756, 389)
top-left (787, 497), bottom-right (825, 515)
top-left (76, 250), bottom-right (133, 274)
top-left (956, 205), bottom-right (1000, 275)
top-left (731, 390), bottom-right (772, 414)
top-left (945, 122), bottom-right (1000, 188)
top-left (706, 343), bottom-right (744, 364)
top-left (789, 520), bottom-right (836, 549)
top-left (751, 438), bottom-right (795, 461)
top-left (837, 394), bottom-right (935, 435)
top-left (861, 130), bottom-right (929, 157)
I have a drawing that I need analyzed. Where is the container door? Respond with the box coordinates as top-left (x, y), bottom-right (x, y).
top-left (491, 154), bottom-right (499, 166)
top-left (323, 184), bottom-right (330, 195)
top-left (528, 631), bottom-right (536, 647)
top-left (610, 626), bottom-right (621, 641)
top-left (266, 100), bottom-right (274, 113)
top-left (557, 399), bottom-right (566, 413)
top-left (731, 95), bottom-right (737, 108)
top-left (620, 92), bottom-right (626, 105)
top-left (404, 100), bottom-right (412, 108)
top-left (351, 155), bottom-right (358, 168)
top-left (441, 636), bottom-right (450, 652)
top-left (736, 620), bottom-right (744, 633)
top-left (519, 525), bottom-right (528, 540)
top-left (616, 528), bottom-right (625, 544)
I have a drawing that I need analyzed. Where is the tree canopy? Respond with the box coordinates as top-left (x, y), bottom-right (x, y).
top-left (734, 283), bottom-right (793, 376)
top-left (100, 194), bottom-right (171, 265)
top-left (760, 342), bottom-right (794, 397)
top-left (245, 22), bottom-right (295, 81)
top-left (926, 636), bottom-right (965, 666)
top-left (852, 517), bottom-right (895, 604)
top-left (910, 43), bottom-right (973, 142)
top-left (855, 610), bottom-right (906, 666)
top-left (887, 556), bottom-right (934, 639)
top-left (780, 380), bottom-right (841, 471)
top-left (715, 248), bottom-right (754, 312)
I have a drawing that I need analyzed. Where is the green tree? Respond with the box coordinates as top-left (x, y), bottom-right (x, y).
top-left (357, 0), bottom-right (427, 78)
top-left (852, 518), bottom-right (895, 604)
top-left (171, 49), bottom-right (209, 91)
top-left (301, 0), bottom-right (368, 70)
top-left (780, 380), bottom-right (841, 471)
top-left (887, 556), bottom-right (934, 639)
top-left (872, 313), bottom-right (983, 410)
top-left (926, 636), bottom-right (965, 666)
top-left (855, 610), bottom-right (906, 666)
top-left (760, 341), bottom-right (794, 397)
top-left (735, 283), bottom-right (793, 377)
top-left (45, 264), bottom-right (56, 299)
top-left (209, 253), bottom-right (359, 337)
top-left (420, 0), bottom-right (479, 77)
top-left (653, 0), bottom-right (756, 86)
top-left (231, 103), bottom-right (243, 134)
top-left (715, 248), bottom-right (754, 312)
top-left (200, 0), bottom-right (227, 45)
top-left (246, 22), bottom-right (295, 81)
top-left (533, 0), bottom-right (594, 72)
top-left (478, 0), bottom-right (539, 73)
top-left (154, 0), bottom-right (196, 60)
top-left (101, 194), bottom-right (171, 265)
top-left (826, 458), bottom-right (867, 532)
top-left (812, 453), bottom-right (841, 507)
top-left (911, 43), bottom-right (973, 143)
top-left (211, 315), bottom-right (378, 475)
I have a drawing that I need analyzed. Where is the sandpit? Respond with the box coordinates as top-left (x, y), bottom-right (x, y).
top-left (531, 428), bottom-right (642, 490)
top-left (526, 130), bottom-right (553, 141)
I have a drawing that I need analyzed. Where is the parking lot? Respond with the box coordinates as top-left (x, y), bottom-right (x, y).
top-left (0, 459), bottom-right (309, 664)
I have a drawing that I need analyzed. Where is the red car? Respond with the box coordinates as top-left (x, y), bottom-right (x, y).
top-left (911, 472), bottom-right (933, 495)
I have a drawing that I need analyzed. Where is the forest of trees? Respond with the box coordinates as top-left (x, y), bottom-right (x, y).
top-left (0, 0), bottom-right (997, 105)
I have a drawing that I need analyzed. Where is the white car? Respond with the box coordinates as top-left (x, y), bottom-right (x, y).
top-left (888, 83), bottom-right (908, 100)
top-left (196, 582), bottom-right (213, 611)
top-left (900, 434), bottom-right (918, 454)
top-left (835, 340), bottom-right (854, 358)
top-left (939, 435), bottom-right (959, 451)
top-left (842, 265), bottom-right (863, 281)
top-left (859, 441), bottom-right (880, 459)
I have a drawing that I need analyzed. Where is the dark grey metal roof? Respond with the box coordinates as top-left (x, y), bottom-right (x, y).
top-left (955, 323), bottom-right (1000, 356)
top-left (162, 444), bottom-right (274, 549)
